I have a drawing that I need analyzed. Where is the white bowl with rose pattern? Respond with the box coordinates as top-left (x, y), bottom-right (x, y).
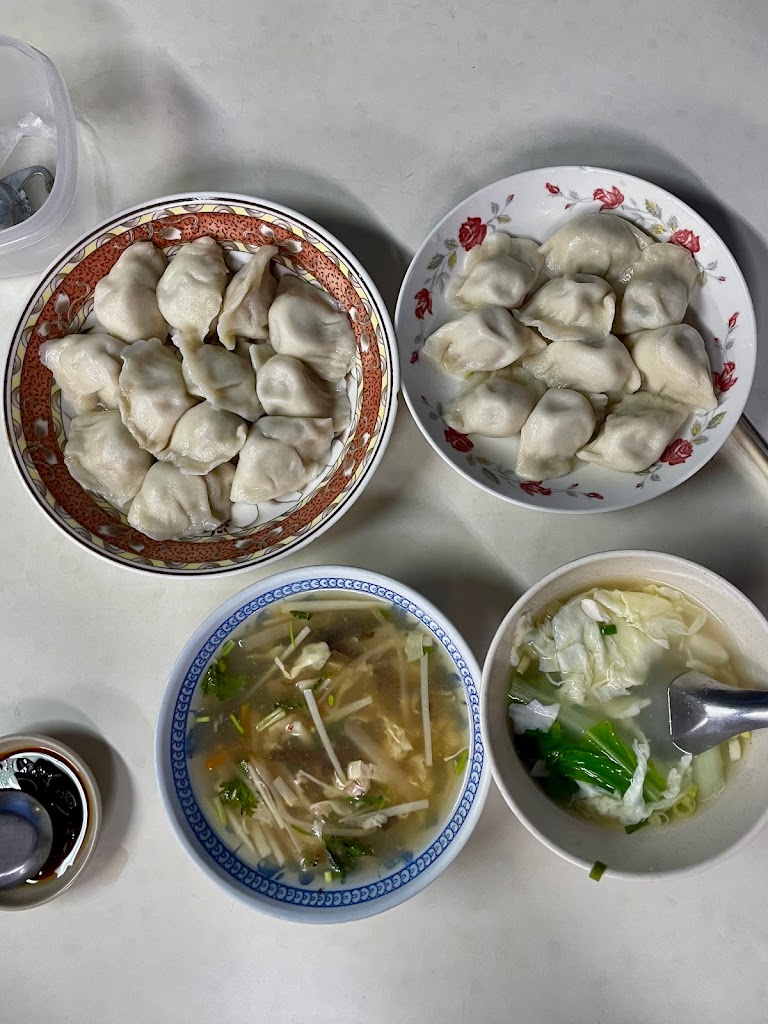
top-left (395, 167), bottom-right (756, 513)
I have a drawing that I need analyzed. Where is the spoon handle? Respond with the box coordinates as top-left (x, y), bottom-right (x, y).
top-left (698, 687), bottom-right (768, 732)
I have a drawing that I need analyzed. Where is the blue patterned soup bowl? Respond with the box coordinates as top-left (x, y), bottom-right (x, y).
top-left (156, 566), bottom-right (489, 921)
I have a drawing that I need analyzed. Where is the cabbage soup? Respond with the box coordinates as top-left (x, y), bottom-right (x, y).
top-left (507, 583), bottom-right (748, 832)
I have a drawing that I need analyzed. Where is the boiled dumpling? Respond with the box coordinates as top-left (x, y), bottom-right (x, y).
top-left (523, 334), bottom-right (641, 399)
top-left (244, 341), bottom-right (276, 374)
top-left (158, 402), bottom-right (247, 475)
top-left (518, 274), bottom-right (616, 341)
top-left (230, 422), bottom-right (319, 503)
top-left (444, 368), bottom-right (544, 437)
top-left (92, 241), bottom-right (169, 342)
top-left (423, 306), bottom-right (545, 376)
top-left (625, 324), bottom-right (717, 411)
top-left (516, 389), bottom-right (596, 480)
top-left (127, 462), bottom-right (234, 540)
top-left (156, 237), bottom-right (229, 344)
top-left (217, 245), bottom-right (278, 349)
top-left (256, 354), bottom-right (350, 431)
top-left (178, 338), bottom-right (262, 421)
top-left (64, 410), bottom-right (153, 509)
top-left (39, 333), bottom-right (128, 414)
top-left (118, 338), bottom-right (198, 455)
top-left (450, 233), bottom-right (543, 309)
top-left (539, 214), bottom-right (651, 285)
top-left (584, 391), bottom-right (610, 423)
top-left (614, 243), bottom-right (698, 333)
top-left (268, 275), bottom-right (356, 382)
top-left (577, 392), bottom-right (689, 473)
top-left (258, 416), bottom-right (334, 463)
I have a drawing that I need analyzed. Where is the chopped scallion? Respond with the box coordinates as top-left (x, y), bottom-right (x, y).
top-left (589, 860), bottom-right (607, 881)
top-left (221, 639), bottom-right (236, 656)
top-left (599, 623), bottom-right (618, 636)
top-left (624, 820), bottom-right (647, 834)
top-left (229, 712), bottom-right (244, 735)
top-left (455, 748), bottom-right (469, 775)
top-left (327, 694), bottom-right (336, 706)
top-left (289, 618), bottom-right (295, 646)
top-left (196, 715), bottom-right (211, 724)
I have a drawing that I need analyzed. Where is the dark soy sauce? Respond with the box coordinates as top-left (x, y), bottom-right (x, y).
top-left (5, 751), bottom-right (86, 882)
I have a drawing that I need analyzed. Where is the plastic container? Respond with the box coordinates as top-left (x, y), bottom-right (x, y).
top-left (0, 36), bottom-right (80, 277)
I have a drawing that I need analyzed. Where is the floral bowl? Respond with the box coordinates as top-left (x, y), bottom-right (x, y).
top-left (155, 565), bottom-right (489, 922)
top-left (395, 167), bottom-right (756, 513)
top-left (3, 193), bottom-right (398, 576)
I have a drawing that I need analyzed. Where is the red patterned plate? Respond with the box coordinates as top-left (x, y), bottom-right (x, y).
top-left (4, 193), bottom-right (398, 575)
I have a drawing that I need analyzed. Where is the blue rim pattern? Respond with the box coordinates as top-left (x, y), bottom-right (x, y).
top-left (169, 576), bottom-right (484, 910)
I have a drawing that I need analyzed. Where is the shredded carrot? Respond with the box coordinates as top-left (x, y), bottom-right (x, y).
top-left (205, 748), bottom-right (232, 772)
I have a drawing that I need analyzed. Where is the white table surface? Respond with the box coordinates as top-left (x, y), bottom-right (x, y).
top-left (3, 2), bottom-right (768, 1021)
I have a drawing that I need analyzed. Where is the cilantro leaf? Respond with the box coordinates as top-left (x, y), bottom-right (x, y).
top-left (218, 777), bottom-right (258, 816)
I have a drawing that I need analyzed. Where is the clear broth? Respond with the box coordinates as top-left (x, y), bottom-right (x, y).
top-left (510, 580), bottom-right (750, 830)
top-left (187, 593), bottom-right (469, 885)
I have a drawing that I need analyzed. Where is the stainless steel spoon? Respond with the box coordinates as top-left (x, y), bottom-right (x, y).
top-left (668, 671), bottom-right (768, 755)
top-left (0, 788), bottom-right (53, 889)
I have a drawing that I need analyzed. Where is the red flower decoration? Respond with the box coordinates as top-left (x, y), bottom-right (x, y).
top-left (414, 288), bottom-right (432, 319)
top-left (520, 480), bottom-right (552, 496)
top-left (545, 182), bottom-right (561, 195)
top-left (586, 492), bottom-right (604, 500)
top-left (713, 360), bottom-right (738, 393)
top-left (444, 427), bottom-right (473, 453)
top-left (728, 311), bottom-right (739, 329)
top-left (592, 186), bottom-right (624, 211)
top-left (458, 217), bottom-right (487, 251)
top-left (410, 351), bottom-right (419, 364)
top-left (669, 229), bottom-right (700, 254)
top-left (661, 438), bottom-right (694, 466)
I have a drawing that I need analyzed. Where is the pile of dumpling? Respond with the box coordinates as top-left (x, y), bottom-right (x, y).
top-left (424, 213), bottom-right (717, 481)
top-left (39, 237), bottom-right (356, 540)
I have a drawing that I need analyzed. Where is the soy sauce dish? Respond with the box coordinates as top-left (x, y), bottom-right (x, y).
top-left (156, 566), bottom-right (488, 922)
top-left (481, 551), bottom-right (768, 879)
top-left (0, 735), bottom-right (101, 909)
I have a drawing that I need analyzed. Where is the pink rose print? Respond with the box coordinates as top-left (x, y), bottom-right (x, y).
top-left (444, 427), bottom-right (473, 453)
top-left (713, 361), bottom-right (737, 393)
top-left (458, 217), bottom-right (487, 251)
top-left (520, 480), bottom-right (552, 496)
top-left (414, 288), bottom-right (432, 319)
top-left (669, 229), bottom-right (700, 254)
top-left (661, 438), bottom-right (694, 466)
top-left (592, 186), bottom-right (624, 211)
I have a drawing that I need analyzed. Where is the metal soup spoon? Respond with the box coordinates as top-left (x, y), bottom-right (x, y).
top-left (0, 788), bottom-right (54, 889)
top-left (668, 671), bottom-right (768, 755)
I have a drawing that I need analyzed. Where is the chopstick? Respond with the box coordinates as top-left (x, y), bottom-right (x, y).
top-left (728, 416), bottom-right (768, 483)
